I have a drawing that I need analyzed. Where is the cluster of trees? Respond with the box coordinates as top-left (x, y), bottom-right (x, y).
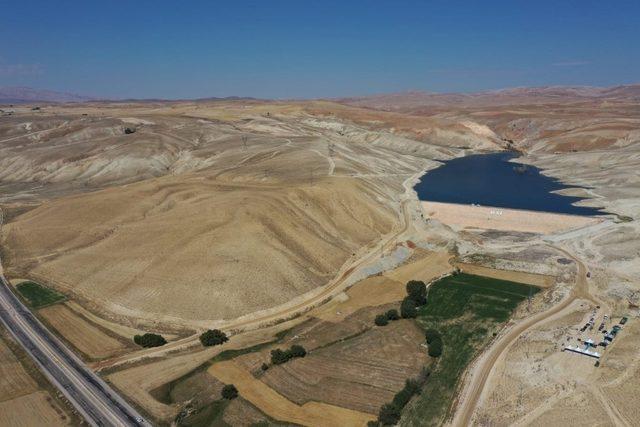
top-left (270, 344), bottom-right (307, 365)
top-left (400, 280), bottom-right (427, 319)
top-left (221, 384), bottom-right (238, 400)
top-left (425, 329), bottom-right (443, 358)
top-left (368, 369), bottom-right (431, 426)
top-left (374, 309), bottom-right (400, 326)
top-left (199, 329), bottom-right (228, 347)
top-left (133, 333), bottom-right (167, 348)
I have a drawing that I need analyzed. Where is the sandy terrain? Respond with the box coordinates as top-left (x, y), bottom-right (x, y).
top-left (208, 360), bottom-right (375, 427)
top-left (423, 201), bottom-right (600, 234)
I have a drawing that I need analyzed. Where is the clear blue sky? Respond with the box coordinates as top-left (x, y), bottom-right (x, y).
top-left (1, 0), bottom-right (638, 99)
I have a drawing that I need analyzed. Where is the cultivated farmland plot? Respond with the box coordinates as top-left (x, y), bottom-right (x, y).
top-left (402, 273), bottom-right (540, 426)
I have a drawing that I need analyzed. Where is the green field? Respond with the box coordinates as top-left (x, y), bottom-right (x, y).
top-left (15, 281), bottom-right (66, 308)
top-left (401, 273), bottom-right (540, 426)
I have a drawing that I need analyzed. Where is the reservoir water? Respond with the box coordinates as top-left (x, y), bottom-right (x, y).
top-left (414, 152), bottom-right (602, 216)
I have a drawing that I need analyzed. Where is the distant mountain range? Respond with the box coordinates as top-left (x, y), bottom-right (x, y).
top-left (0, 86), bottom-right (96, 104)
top-left (0, 86), bottom-right (263, 104)
top-left (338, 84), bottom-right (640, 111)
top-left (2, 84), bottom-right (639, 105)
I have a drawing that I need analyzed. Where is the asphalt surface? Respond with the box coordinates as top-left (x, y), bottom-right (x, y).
top-left (0, 274), bottom-right (152, 427)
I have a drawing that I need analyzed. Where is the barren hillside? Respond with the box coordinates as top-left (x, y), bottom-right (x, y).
top-left (0, 101), bottom-right (497, 328)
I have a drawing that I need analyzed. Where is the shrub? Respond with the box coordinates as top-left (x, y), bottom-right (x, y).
top-left (428, 337), bottom-right (443, 358)
top-left (221, 384), bottom-right (238, 400)
top-left (404, 378), bottom-right (421, 395)
top-left (199, 329), bottom-right (228, 347)
top-left (385, 309), bottom-right (400, 321)
top-left (133, 333), bottom-right (167, 348)
top-left (270, 345), bottom-right (307, 364)
top-left (270, 348), bottom-right (290, 365)
top-left (425, 329), bottom-right (440, 344)
top-left (406, 280), bottom-right (427, 305)
top-left (289, 344), bottom-right (307, 358)
top-left (375, 314), bottom-right (389, 326)
top-left (367, 421), bottom-right (381, 427)
top-left (261, 363), bottom-right (269, 371)
top-left (392, 386), bottom-right (413, 408)
top-left (378, 403), bottom-right (402, 425)
top-left (400, 297), bottom-right (418, 319)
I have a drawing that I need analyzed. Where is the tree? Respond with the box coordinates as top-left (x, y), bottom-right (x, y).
top-left (428, 337), bottom-right (443, 358)
top-left (289, 344), bottom-right (307, 358)
top-left (261, 363), bottom-right (269, 371)
top-left (400, 297), bottom-right (418, 319)
top-left (425, 329), bottom-right (440, 344)
top-left (378, 403), bottom-right (402, 425)
top-left (406, 280), bottom-right (427, 305)
top-left (221, 384), bottom-right (238, 400)
top-left (375, 314), bottom-right (389, 326)
top-left (392, 386), bottom-right (413, 408)
top-left (270, 348), bottom-right (290, 365)
top-left (133, 333), bottom-right (167, 348)
top-left (199, 329), bottom-right (228, 347)
top-left (385, 309), bottom-right (400, 321)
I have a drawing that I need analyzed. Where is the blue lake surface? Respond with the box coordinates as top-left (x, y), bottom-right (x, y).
top-left (414, 152), bottom-right (602, 216)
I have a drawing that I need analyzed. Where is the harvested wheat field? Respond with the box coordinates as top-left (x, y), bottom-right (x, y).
top-left (314, 250), bottom-right (452, 322)
top-left (38, 304), bottom-right (128, 360)
top-left (259, 319), bottom-right (429, 415)
top-left (209, 360), bottom-right (375, 427)
top-left (455, 262), bottom-right (555, 288)
top-left (0, 391), bottom-right (69, 427)
top-left (0, 334), bottom-right (70, 425)
top-left (383, 249), bottom-right (452, 284)
top-left (106, 318), bottom-right (306, 421)
top-left (0, 335), bottom-right (38, 402)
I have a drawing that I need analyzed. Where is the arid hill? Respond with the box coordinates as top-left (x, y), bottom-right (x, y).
top-left (0, 101), bottom-right (498, 329)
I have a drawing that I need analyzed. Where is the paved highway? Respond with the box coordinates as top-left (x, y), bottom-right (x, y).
top-left (0, 274), bottom-right (152, 426)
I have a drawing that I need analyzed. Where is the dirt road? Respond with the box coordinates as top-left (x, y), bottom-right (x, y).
top-left (450, 244), bottom-right (594, 427)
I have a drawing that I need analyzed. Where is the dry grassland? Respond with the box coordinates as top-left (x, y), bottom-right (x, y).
top-left (209, 360), bottom-right (375, 427)
top-left (423, 201), bottom-right (599, 234)
top-left (39, 304), bottom-right (127, 360)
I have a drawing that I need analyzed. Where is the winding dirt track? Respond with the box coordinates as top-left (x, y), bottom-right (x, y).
top-left (451, 244), bottom-right (596, 426)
